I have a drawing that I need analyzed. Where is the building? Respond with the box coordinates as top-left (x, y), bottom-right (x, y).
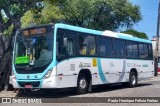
top-left (151, 36), bottom-right (160, 72)
top-left (151, 36), bottom-right (160, 57)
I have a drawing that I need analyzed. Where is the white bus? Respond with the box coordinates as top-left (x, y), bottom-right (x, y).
top-left (12, 23), bottom-right (154, 94)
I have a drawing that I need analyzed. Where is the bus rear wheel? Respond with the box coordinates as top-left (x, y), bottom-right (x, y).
top-left (129, 71), bottom-right (137, 87)
top-left (77, 74), bottom-right (89, 94)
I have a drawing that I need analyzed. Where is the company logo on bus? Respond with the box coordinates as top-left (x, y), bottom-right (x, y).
top-left (127, 63), bottom-right (141, 67)
top-left (79, 62), bottom-right (91, 68)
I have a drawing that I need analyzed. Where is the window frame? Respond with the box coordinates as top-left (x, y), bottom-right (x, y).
top-left (148, 44), bottom-right (153, 60)
top-left (126, 41), bottom-right (139, 59)
top-left (138, 43), bottom-right (150, 59)
top-left (112, 38), bottom-right (127, 58)
top-left (78, 32), bottom-right (97, 57)
top-left (56, 28), bottom-right (76, 62)
top-left (98, 36), bottom-right (114, 58)
top-left (56, 28), bottom-right (153, 60)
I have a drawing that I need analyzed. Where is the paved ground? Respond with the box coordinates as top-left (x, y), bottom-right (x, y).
top-left (1, 74), bottom-right (160, 106)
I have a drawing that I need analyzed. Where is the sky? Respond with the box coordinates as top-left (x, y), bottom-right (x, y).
top-left (130, 0), bottom-right (159, 39)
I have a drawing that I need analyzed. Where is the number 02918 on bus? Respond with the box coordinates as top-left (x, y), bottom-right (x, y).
top-left (11, 23), bottom-right (154, 94)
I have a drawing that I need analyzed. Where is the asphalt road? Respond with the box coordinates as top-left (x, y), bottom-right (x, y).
top-left (1, 75), bottom-right (160, 106)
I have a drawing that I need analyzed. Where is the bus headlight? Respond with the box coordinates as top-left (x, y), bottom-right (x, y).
top-left (44, 70), bottom-right (52, 79)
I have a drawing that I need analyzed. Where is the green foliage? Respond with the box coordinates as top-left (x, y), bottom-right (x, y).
top-left (122, 29), bottom-right (148, 39)
top-left (21, 0), bottom-right (142, 31)
top-left (61, 0), bottom-right (96, 27)
top-left (41, 2), bottom-right (64, 23)
top-left (92, 0), bottom-right (142, 31)
top-left (0, 0), bottom-right (42, 34)
top-left (1, 10), bottom-right (8, 22)
top-left (1, 0), bottom-right (142, 34)
top-left (3, 25), bottom-right (14, 37)
top-left (60, 0), bottom-right (142, 31)
top-left (20, 11), bottom-right (33, 28)
top-left (21, 1), bottom-right (64, 28)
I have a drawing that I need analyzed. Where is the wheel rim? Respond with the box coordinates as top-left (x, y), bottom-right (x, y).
top-left (79, 78), bottom-right (87, 90)
top-left (131, 74), bottom-right (136, 85)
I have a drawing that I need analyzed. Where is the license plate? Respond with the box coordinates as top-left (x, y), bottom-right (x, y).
top-left (25, 85), bottom-right (32, 88)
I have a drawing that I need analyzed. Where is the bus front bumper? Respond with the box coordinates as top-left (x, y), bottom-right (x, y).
top-left (12, 75), bottom-right (58, 89)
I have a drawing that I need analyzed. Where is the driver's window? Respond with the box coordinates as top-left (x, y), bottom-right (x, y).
top-left (57, 37), bottom-right (74, 61)
top-left (66, 38), bottom-right (74, 56)
top-left (57, 37), bottom-right (66, 56)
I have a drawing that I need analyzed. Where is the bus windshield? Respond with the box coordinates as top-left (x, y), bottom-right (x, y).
top-left (14, 26), bottom-right (54, 72)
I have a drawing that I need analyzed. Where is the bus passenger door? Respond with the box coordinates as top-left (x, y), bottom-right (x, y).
top-left (56, 32), bottom-right (77, 88)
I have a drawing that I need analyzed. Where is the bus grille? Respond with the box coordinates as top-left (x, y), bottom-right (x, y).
top-left (18, 81), bottom-right (40, 87)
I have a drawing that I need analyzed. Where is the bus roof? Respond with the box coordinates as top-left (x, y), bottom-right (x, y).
top-left (55, 23), bottom-right (151, 44)
top-left (21, 23), bottom-right (151, 44)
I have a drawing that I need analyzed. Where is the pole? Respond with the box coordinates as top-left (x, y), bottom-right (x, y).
top-left (155, 0), bottom-right (160, 76)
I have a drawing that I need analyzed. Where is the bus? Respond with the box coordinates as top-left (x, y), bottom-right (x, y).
top-left (11, 23), bottom-right (154, 94)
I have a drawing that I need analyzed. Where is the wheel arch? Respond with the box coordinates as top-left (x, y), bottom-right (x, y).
top-left (130, 68), bottom-right (138, 77)
top-left (78, 69), bottom-right (92, 83)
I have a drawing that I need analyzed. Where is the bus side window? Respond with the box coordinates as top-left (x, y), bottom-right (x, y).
top-left (143, 44), bottom-right (149, 59)
top-left (79, 34), bottom-right (96, 56)
top-left (113, 39), bottom-right (126, 58)
top-left (66, 38), bottom-right (74, 56)
top-left (57, 37), bottom-right (66, 56)
top-left (148, 44), bottom-right (153, 59)
top-left (132, 43), bottom-right (138, 58)
top-left (126, 41), bottom-right (138, 59)
top-left (57, 37), bottom-right (74, 57)
top-left (79, 34), bottom-right (88, 55)
top-left (138, 43), bottom-right (149, 59)
top-left (89, 45), bottom-right (96, 55)
top-left (88, 36), bottom-right (96, 56)
top-left (80, 45), bottom-right (87, 55)
top-left (139, 43), bottom-right (144, 58)
top-left (98, 37), bottom-right (113, 57)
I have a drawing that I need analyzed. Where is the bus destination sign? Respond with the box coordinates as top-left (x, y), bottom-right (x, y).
top-left (23, 28), bottom-right (46, 36)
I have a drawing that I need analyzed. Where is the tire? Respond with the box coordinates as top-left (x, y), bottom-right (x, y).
top-left (128, 71), bottom-right (138, 87)
top-left (77, 74), bottom-right (89, 94)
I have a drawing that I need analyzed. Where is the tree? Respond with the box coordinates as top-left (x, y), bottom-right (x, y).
top-left (60, 0), bottom-right (96, 27)
top-left (21, 1), bottom-right (64, 28)
top-left (21, 0), bottom-right (142, 31)
top-left (92, 0), bottom-right (142, 31)
top-left (122, 29), bottom-right (148, 39)
top-left (60, 0), bottom-right (142, 31)
top-left (0, 0), bottom-right (42, 91)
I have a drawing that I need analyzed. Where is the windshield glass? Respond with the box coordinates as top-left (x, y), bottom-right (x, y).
top-left (14, 26), bottom-right (54, 72)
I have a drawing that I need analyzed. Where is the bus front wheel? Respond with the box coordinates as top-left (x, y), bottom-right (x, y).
top-left (77, 73), bottom-right (89, 94)
top-left (129, 71), bottom-right (138, 87)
